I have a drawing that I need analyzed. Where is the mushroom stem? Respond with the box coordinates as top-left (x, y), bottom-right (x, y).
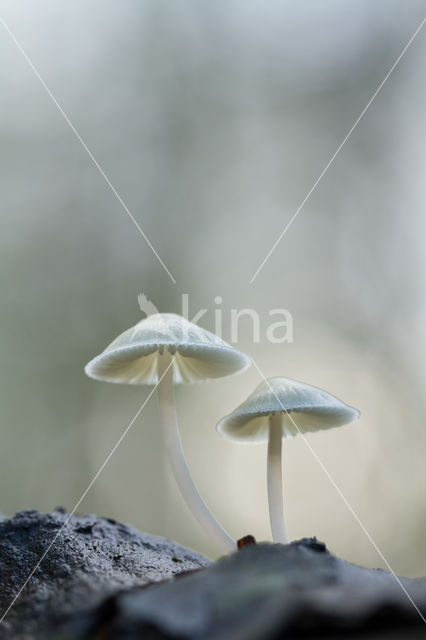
top-left (157, 351), bottom-right (236, 553)
top-left (267, 412), bottom-right (288, 544)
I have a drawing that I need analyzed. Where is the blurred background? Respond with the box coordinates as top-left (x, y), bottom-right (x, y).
top-left (0, 0), bottom-right (425, 574)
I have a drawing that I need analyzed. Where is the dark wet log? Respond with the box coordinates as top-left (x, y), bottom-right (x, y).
top-left (1, 509), bottom-right (426, 639)
top-left (0, 509), bottom-right (208, 638)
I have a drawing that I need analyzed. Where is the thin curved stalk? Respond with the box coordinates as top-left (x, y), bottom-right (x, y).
top-left (267, 412), bottom-right (288, 543)
top-left (157, 352), bottom-right (235, 553)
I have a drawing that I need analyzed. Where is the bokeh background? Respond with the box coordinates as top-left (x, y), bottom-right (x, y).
top-left (1, 0), bottom-right (425, 574)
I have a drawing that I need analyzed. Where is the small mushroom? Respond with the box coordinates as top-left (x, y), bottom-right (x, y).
top-left (85, 313), bottom-right (250, 552)
top-left (216, 377), bottom-right (360, 544)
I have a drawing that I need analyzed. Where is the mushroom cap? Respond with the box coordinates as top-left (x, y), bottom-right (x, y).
top-left (84, 313), bottom-right (251, 385)
top-left (216, 377), bottom-right (360, 442)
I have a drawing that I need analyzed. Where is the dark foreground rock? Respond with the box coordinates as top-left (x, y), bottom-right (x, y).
top-left (0, 509), bottom-right (209, 639)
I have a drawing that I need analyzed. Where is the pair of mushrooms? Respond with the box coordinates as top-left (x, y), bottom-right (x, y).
top-left (85, 313), bottom-right (359, 552)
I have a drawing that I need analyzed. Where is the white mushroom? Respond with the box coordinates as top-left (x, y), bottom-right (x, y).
top-left (85, 313), bottom-right (250, 552)
top-left (216, 377), bottom-right (360, 544)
